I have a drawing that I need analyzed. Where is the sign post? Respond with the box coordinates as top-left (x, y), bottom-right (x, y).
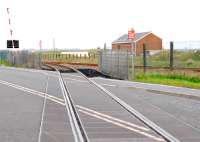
top-left (128, 28), bottom-right (135, 80)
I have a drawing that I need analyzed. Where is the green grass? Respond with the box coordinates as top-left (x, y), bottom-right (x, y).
top-left (0, 60), bottom-right (25, 68)
top-left (135, 72), bottom-right (200, 89)
top-left (0, 60), bottom-right (12, 66)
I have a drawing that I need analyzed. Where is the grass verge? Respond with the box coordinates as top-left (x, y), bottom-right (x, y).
top-left (0, 60), bottom-right (12, 66)
top-left (135, 72), bottom-right (200, 89)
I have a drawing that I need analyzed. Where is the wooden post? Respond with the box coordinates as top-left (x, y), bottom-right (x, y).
top-left (170, 41), bottom-right (174, 70)
top-left (143, 44), bottom-right (147, 73)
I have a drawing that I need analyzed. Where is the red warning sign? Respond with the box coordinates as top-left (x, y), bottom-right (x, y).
top-left (128, 29), bottom-right (135, 40)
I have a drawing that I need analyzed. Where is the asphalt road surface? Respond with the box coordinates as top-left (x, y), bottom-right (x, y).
top-left (0, 66), bottom-right (200, 142)
top-left (92, 77), bottom-right (200, 142)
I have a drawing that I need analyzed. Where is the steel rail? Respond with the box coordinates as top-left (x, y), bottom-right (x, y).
top-left (45, 64), bottom-right (89, 142)
top-left (59, 64), bottom-right (181, 142)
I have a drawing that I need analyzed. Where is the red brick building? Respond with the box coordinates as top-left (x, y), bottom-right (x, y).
top-left (112, 32), bottom-right (162, 56)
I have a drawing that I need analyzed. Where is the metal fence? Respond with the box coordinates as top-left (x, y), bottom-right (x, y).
top-left (0, 50), bottom-right (40, 68)
top-left (135, 41), bottom-right (200, 69)
top-left (134, 41), bottom-right (200, 78)
top-left (99, 50), bottom-right (132, 80)
top-left (42, 51), bottom-right (98, 64)
top-left (99, 41), bottom-right (200, 79)
top-left (1, 41), bottom-right (199, 79)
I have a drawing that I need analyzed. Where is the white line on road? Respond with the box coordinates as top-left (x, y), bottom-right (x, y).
top-left (0, 78), bottom-right (164, 141)
top-left (64, 77), bottom-right (87, 83)
top-left (76, 105), bottom-right (149, 131)
top-left (101, 83), bottom-right (116, 87)
top-left (0, 79), bottom-right (65, 106)
top-left (78, 109), bottom-right (164, 141)
top-left (38, 75), bottom-right (49, 142)
top-left (64, 77), bottom-right (117, 87)
top-left (0, 79), bottom-right (64, 102)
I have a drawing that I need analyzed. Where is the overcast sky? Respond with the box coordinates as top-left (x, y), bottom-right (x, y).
top-left (0, 0), bottom-right (200, 50)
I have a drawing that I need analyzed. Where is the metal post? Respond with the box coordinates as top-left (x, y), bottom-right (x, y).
top-left (170, 41), bottom-right (174, 70)
top-left (53, 38), bottom-right (56, 61)
top-left (131, 42), bottom-right (135, 80)
top-left (39, 40), bottom-right (42, 68)
top-left (0, 52), bottom-right (2, 64)
top-left (117, 48), bottom-right (120, 79)
top-left (12, 52), bottom-right (15, 65)
top-left (127, 50), bottom-right (129, 80)
top-left (143, 44), bottom-right (147, 73)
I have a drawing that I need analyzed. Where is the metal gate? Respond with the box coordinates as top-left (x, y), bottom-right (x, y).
top-left (99, 50), bottom-right (131, 79)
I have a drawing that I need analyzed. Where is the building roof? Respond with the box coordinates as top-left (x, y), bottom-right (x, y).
top-left (112, 32), bottom-right (151, 44)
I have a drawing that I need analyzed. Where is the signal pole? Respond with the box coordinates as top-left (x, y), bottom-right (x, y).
top-left (128, 28), bottom-right (136, 80)
top-left (6, 8), bottom-right (14, 48)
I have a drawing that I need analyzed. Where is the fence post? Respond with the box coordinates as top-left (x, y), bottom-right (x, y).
top-left (143, 44), bottom-right (147, 73)
top-left (0, 52), bottom-right (2, 64)
top-left (170, 41), bottom-right (174, 70)
top-left (131, 42), bottom-right (135, 80)
top-left (117, 49), bottom-right (120, 79)
top-left (127, 51), bottom-right (129, 80)
top-left (98, 50), bottom-right (102, 71)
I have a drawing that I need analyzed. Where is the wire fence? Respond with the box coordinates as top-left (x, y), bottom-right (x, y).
top-left (135, 41), bottom-right (200, 69)
top-left (0, 40), bottom-right (200, 79)
top-left (42, 51), bottom-right (98, 64)
top-left (0, 50), bottom-right (40, 68)
top-left (133, 41), bottom-right (200, 79)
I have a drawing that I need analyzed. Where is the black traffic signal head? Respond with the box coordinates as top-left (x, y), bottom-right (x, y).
top-left (7, 40), bottom-right (19, 48)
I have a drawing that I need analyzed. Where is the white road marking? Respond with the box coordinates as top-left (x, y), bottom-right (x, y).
top-left (64, 77), bottom-right (117, 87)
top-left (64, 77), bottom-right (87, 83)
top-left (101, 83), bottom-right (116, 87)
top-left (38, 75), bottom-right (49, 142)
top-left (76, 105), bottom-right (149, 131)
top-left (0, 77), bottom-right (164, 141)
top-left (78, 109), bottom-right (164, 141)
top-left (46, 96), bottom-right (65, 106)
top-left (0, 79), bottom-right (65, 107)
top-left (46, 94), bottom-right (64, 102)
top-left (0, 79), bottom-right (64, 102)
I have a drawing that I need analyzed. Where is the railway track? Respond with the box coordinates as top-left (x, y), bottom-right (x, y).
top-left (44, 64), bottom-right (89, 142)
top-left (43, 64), bottom-right (180, 142)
